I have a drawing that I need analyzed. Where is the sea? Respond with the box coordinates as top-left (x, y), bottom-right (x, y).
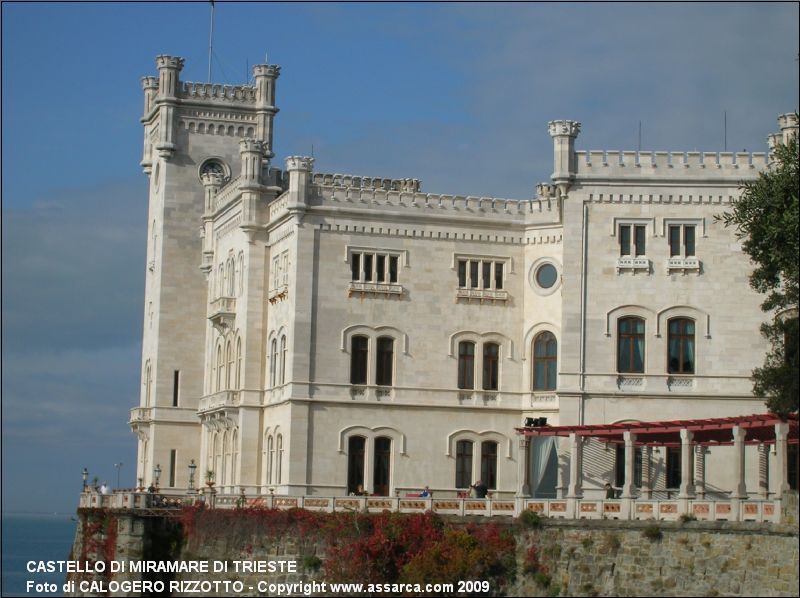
top-left (2, 513), bottom-right (77, 597)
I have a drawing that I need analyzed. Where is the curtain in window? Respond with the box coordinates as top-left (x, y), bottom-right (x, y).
top-left (618, 318), bottom-right (645, 373)
top-left (455, 440), bottom-right (473, 488)
top-left (458, 342), bottom-right (475, 389)
top-left (482, 343), bottom-right (499, 390)
top-left (531, 437), bottom-right (557, 497)
top-left (533, 332), bottom-right (557, 390)
top-left (376, 337), bottom-right (394, 386)
top-left (480, 441), bottom-right (498, 489)
top-left (350, 336), bottom-right (368, 384)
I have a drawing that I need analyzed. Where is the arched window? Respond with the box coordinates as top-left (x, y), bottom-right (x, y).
top-left (221, 430), bottom-right (228, 487)
top-left (279, 335), bottom-right (287, 385)
top-left (230, 430), bottom-right (239, 485)
top-left (235, 338), bottom-right (242, 389)
top-left (144, 360), bottom-right (152, 406)
top-left (266, 435), bottom-right (274, 484)
top-left (457, 341), bottom-right (475, 390)
top-left (482, 342), bottom-right (499, 391)
top-left (373, 437), bottom-right (391, 496)
top-left (218, 264), bottom-right (225, 297)
top-left (225, 340), bottom-right (233, 389)
top-left (668, 318), bottom-right (695, 374)
top-left (216, 345), bottom-right (224, 391)
top-left (618, 317), bottom-right (645, 373)
top-left (455, 440), bottom-right (473, 488)
top-left (208, 432), bottom-right (216, 475)
top-left (350, 336), bottom-right (369, 385)
top-left (237, 253), bottom-right (245, 296)
top-left (276, 434), bottom-right (283, 484)
top-left (376, 337), bottom-right (394, 386)
top-left (227, 258), bottom-right (235, 297)
top-left (347, 436), bottom-right (366, 494)
top-left (481, 441), bottom-right (498, 489)
top-left (269, 339), bottom-right (277, 387)
top-left (532, 332), bottom-right (557, 391)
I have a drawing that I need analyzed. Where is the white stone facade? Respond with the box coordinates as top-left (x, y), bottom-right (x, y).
top-left (129, 55), bottom-right (798, 501)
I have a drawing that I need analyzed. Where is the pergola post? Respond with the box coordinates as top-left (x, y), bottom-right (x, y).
top-left (643, 446), bottom-right (653, 499)
top-left (774, 422), bottom-right (789, 499)
top-left (758, 443), bottom-right (769, 500)
top-left (731, 425), bottom-right (747, 499)
top-left (556, 437), bottom-right (569, 499)
top-left (567, 433), bottom-right (583, 498)
top-left (516, 438), bottom-right (530, 498)
top-left (679, 428), bottom-right (694, 499)
top-left (694, 445), bottom-right (706, 498)
top-left (622, 431), bottom-right (637, 499)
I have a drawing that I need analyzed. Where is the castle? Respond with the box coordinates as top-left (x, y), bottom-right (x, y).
top-left (129, 54), bottom-right (797, 501)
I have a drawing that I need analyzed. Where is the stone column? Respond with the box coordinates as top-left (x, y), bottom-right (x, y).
top-left (678, 428), bottom-right (694, 499)
top-left (567, 433), bottom-right (583, 498)
top-left (774, 422), bottom-right (790, 498)
top-left (758, 443), bottom-right (769, 499)
top-left (516, 438), bottom-right (530, 497)
top-left (622, 431), bottom-right (637, 499)
top-left (731, 425), bottom-right (747, 499)
top-left (694, 445), bottom-right (706, 498)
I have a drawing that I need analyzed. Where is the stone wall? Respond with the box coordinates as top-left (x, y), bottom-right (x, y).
top-left (68, 509), bottom-right (798, 597)
top-left (512, 518), bottom-right (799, 597)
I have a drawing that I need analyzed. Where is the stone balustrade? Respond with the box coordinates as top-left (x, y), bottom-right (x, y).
top-left (78, 489), bottom-right (784, 524)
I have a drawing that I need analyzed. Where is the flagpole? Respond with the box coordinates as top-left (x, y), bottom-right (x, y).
top-left (207, 0), bottom-right (215, 83)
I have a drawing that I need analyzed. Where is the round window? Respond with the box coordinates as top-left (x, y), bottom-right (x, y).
top-left (535, 263), bottom-right (558, 289)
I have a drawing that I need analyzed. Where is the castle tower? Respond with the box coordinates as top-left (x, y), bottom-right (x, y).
top-left (548, 120), bottom-right (581, 197)
top-left (131, 56), bottom-right (282, 490)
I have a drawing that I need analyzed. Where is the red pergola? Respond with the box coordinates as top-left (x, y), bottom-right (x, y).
top-left (516, 413), bottom-right (799, 448)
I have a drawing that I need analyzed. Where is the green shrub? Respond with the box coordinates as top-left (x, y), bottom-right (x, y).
top-left (533, 571), bottom-right (552, 588)
top-left (643, 525), bottom-right (663, 541)
top-left (519, 509), bottom-right (543, 528)
top-left (302, 555), bottom-right (322, 571)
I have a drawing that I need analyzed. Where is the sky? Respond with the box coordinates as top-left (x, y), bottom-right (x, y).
top-left (1, 2), bottom-right (798, 515)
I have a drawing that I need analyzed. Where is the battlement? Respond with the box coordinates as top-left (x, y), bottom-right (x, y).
top-left (308, 184), bottom-right (560, 227)
top-left (574, 149), bottom-right (767, 180)
top-left (312, 173), bottom-right (422, 192)
top-left (178, 81), bottom-right (258, 104)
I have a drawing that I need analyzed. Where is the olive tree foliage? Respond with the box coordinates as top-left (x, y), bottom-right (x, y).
top-left (719, 136), bottom-right (799, 415)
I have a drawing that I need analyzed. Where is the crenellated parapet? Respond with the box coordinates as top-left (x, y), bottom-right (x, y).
top-left (573, 149), bottom-right (767, 182)
top-left (179, 82), bottom-right (258, 103)
top-left (312, 173), bottom-right (421, 192)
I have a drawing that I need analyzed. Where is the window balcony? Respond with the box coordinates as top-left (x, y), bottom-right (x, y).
top-left (455, 288), bottom-right (509, 302)
top-left (268, 284), bottom-right (289, 304)
top-left (198, 390), bottom-right (241, 414)
top-left (615, 257), bottom-right (650, 275)
top-left (208, 296), bottom-right (236, 331)
top-left (348, 282), bottom-right (404, 297)
top-left (665, 257), bottom-right (701, 275)
top-left (129, 407), bottom-right (153, 424)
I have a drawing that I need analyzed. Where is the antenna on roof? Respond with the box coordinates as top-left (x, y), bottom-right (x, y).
top-left (638, 120), bottom-right (642, 152)
top-left (311, 144), bottom-right (315, 158)
top-left (207, 0), bottom-right (215, 82)
top-left (724, 110), bottom-right (728, 152)
top-left (245, 59), bottom-right (248, 84)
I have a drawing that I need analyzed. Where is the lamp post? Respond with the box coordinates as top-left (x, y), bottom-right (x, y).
top-left (154, 464), bottom-right (162, 490)
top-left (82, 468), bottom-right (89, 491)
top-left (114, 462), bottom-right (123, 489)
top-left (188, 460), bottom-right (197, 493)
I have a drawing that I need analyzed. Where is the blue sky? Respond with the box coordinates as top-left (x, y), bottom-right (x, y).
top-left (2, 2), bottom-right (798, 514)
